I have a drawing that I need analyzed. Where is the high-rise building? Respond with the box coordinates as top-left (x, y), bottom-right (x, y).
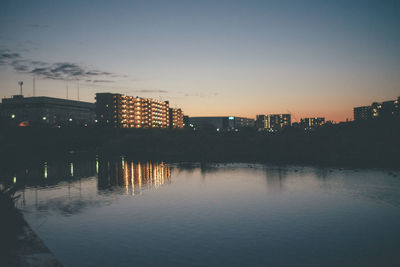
top-left (354, 96), bottom-right (400, 121)
top-left (354, 106), bottom-right (372, 121)
top-left (256, 114), bottom-right (291, 132)
top-left (169, 108), bottom-right (184, 128)
top-left (300, 117), bottom-right (325, 129)
top-left (95, 93), bottom-right (182, 128)
top-left (255, 115), bottom-right (267, 130)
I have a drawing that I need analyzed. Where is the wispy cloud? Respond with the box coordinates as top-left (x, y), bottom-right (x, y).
top-left (30, 63), bottom-right (115, 80)
top-left (0, 49), bottom-right (121, 82)
top-left (131, 89), bottom-right (168, 93)
top-left (0, 52), bottom-right (20, 59)
top-left (92, 80), bottom-right (115, 83)
top-left (183, 91), bottom-right (219, 98)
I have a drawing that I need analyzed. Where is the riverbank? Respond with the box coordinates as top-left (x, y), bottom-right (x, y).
top-left (0, 187), bottom-right (63, 266)
top-left (0, 119), bottom-right (399, 171)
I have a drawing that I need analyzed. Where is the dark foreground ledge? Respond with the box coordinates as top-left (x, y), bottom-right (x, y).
top-left (0, 187), bottom-right (63, 266)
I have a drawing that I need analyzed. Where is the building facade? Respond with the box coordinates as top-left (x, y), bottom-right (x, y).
top-left (256, 114), bottom-right (291, 132)
top-left (354, 106), bottom-right (372, 121)
top-left (189, 116), bottom-right (255, 131)
top-left (169, 108), bottom-right (184, 128)
top-left (95, 93), bottom-right (183, 128)
top-left (299, 117), bottom-right (325, 130)
top-left (0, 95), bottom-right (95, 127)
top-left (354, 97), bottom-right (399, 121)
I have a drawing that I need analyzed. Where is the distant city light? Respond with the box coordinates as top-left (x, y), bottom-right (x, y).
top-left (42, 116), bottom-right (47, 120)
top-left (44, 162), bottom-right (48, 179)
top-left (13, 176), bottom-right (16, 183)
top-left (69, 118), bottom-right (73, 122)
top-left (96, 156), bottom-right (99, 174)
top-left (11, 114), bottom-right (15, 119)
top-left (70, 162), bottom-right (74, 176)
top-left (229, 116), bottom-right (234, 120)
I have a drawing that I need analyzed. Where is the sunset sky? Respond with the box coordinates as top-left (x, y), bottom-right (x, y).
top-left (1, 0), bottom-right (399, 122)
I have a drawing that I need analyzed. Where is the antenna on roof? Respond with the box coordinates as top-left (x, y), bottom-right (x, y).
top-left (18, 81), bottom-right (23, 95)
top-left (33, 76), bottom-right (36, 97)
top-left (77, 80), bottom-right (80, 101)
top-left (66, 81), bottom-right (69, 99)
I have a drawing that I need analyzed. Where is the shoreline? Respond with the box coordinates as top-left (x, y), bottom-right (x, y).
top-left (0, 188), bottom-right (63, 266)
top-left (17, 219), bottom-right (63, 267)
top-left (0, 121), bottom-right (399, 172)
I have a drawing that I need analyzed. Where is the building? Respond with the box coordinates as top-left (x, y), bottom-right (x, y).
top-left (354, 97), bottom-right (400, 121)
top-left (189, 116), bottom-right (255, 131)
top-left (232, 116), bottom-right (255, 129)
top-left (95, 93), bottom-right (183, 128)
top-left (300, 117), bottom-right (325, 130)
top-left (354, 106), bottom-right (372, 121)
top-left (183, 115), bottom-right (190, 129)
top-left (0, 95), bottom-right (95, 127)
top-left (256, 114), bottom-right (291, 132)
top-left (169, 108), bottom-right (184, 128)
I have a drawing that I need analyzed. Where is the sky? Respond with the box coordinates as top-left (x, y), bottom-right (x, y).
top-left (0, 0), bottom-right (399, 122)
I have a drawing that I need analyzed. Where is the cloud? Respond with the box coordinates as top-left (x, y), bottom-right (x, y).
top-left (92, 80), bottom-right (115, 83)
top-left (30, 60), bottom-right (47, 66)
top-left (13, 63), bottom-right (29, 72)
top-left (0, 49), bottom-right (120, 82)
top-left (0, 51), bottom-right (21, 61)
top-left (30, 63), bottom-right (117, 80)
top-left (183, 91), bottom-right (219, 98)
top-left (131, 89), bottom-right (168, 93)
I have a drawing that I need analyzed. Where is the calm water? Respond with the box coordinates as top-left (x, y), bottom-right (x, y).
top-left (3, 157), bottom-right (400, 266)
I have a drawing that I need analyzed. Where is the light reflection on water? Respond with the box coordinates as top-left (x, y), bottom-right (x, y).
top-left (2, 158), bottom-right (400, 266)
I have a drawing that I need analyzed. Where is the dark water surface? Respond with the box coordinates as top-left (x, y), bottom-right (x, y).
top-left (3, 158), bottom-right (400, 266)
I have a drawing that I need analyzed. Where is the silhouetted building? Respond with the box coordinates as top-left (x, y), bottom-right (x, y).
top-left (232, 116), bottom-right (255, 129)
top-left (256, 114), bottom-right (291, 132)
top-left (354, 106), bottom-right (372, 121)
top-left (183, 115), bottom-right (190, 129)
top-left (0, 95), bottom-right (95, 127)
top-left (189, 116), bottom-right (254, 131)
top-left (255, 115), bottom-right (266, 130)
top-left (95, 93), bottom-right (181, 128)
top-left (169, 108), bottom-right (184, 128)
top-left (354, 97), bottom-right (399, 121)
top-left (300, 117), bottom-right (325, 130)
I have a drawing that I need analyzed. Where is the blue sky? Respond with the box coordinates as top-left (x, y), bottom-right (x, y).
top-left (1, 0), bottom-right (399, 121)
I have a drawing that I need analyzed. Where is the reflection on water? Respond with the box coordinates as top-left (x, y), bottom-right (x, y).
top-left (1, 158), bottom-right (400, 266)
top-left (97, 158), bottom-right (171, 194)
top-left (0, 158), bottom-right (171, 215)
